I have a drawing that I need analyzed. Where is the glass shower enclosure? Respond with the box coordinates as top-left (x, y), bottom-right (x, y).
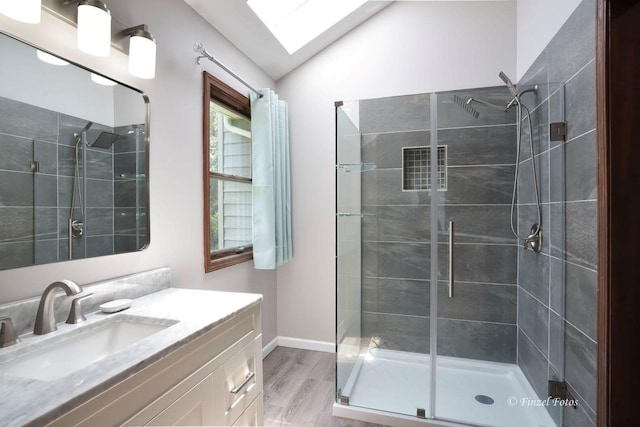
top-left (335, 83), bottom-right (565, 427)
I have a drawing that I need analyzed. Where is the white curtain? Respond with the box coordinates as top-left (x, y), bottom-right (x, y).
top-left (250, 89), bottom-right (292, 269)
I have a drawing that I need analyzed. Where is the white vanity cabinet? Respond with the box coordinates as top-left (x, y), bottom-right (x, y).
top-left (46, 303), bottom-right (263, 427)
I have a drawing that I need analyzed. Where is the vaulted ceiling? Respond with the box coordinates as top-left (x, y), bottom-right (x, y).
top-left (183, 0), bottom-right (392, 81)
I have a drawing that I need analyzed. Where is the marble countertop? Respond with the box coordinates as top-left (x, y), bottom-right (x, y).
top-left (0, 288), bottom-right (262, 427)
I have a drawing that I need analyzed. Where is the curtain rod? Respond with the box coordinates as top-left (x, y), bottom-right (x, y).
top-left (194, 43), bottom-right (264, 98)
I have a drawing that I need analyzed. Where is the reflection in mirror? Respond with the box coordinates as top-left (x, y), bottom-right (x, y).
top-left (0, 31), bottom-right (149, 270)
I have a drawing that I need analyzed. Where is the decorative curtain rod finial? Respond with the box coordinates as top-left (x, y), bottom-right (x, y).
top-left (194, 42), bottom-right (263, 98)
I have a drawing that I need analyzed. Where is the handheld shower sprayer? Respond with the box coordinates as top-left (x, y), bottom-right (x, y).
top-left (499, 71), bottom-right (518, 97)
top-left (80, 121), bottom-right (93, 133)
top-left (74, 121), bottom-right (94, 144)
top-left (463, 72), bottom-right (543, 252)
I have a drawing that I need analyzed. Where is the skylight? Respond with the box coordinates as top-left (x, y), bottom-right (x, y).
top-left (247, 0), bottom-right (368, 54)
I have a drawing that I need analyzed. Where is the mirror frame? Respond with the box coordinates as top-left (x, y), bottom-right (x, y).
top-left (0, 30), bottom-right (151, 268)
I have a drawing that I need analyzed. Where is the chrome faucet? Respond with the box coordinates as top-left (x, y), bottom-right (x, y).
top-left (34, 280), bottom-right (84, 335)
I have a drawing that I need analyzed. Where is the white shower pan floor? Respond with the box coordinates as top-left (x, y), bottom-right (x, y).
top-left (340, 349), bottom-right (557, 427)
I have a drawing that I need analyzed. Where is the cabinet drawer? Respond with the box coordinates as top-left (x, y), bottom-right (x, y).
top-left (218, 335), bottom-right (263, 426)
top-left (146, 375), bottom-right (216, 426)
top-left (231, 394), bottom-right (263, 427)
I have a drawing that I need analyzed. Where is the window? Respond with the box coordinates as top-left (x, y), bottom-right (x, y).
top-left (247, 0), bottom-right (368, 54)
top-left (203, 72), bottom-right (253, 271)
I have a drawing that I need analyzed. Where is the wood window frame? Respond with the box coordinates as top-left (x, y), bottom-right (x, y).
top-left (203, 72), bottom-right (253, 272)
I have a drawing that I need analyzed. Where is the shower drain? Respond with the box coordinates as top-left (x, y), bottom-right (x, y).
top-left (475, 395), bottom-right (495, 405)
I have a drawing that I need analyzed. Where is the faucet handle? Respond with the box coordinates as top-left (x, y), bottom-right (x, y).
top-left (66, 292), bottom-right (94, 325)
top-left (0, 317), bottom-right (21, 348)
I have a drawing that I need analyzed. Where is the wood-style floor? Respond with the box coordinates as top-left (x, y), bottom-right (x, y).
top-left (262, 347), bottom-right (388, 427)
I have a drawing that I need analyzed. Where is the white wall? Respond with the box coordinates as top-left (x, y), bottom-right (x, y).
top-left (0, 0), bottom-right (278, 345)
top-left (516, 0), bottom-right (582, 79)
top-left (275, 1), bottom-right (517, 345)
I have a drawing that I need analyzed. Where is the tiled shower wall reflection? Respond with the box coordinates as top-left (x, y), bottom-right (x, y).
top-left (359, 87), bottom-right (520, 363)
top-left (0, 96), bottom-right (38, 269)
top-left (114, 125), bottom-right (146, 253)
top-left (516, 0), bottom-right (597, 425)
top-left (0, 96), bottom-right (144, 269)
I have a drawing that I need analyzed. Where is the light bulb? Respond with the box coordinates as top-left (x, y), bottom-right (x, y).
top-left (77, 2), bottom-right (111, 57)
top-left (128, 33), bottom-right (156, 79)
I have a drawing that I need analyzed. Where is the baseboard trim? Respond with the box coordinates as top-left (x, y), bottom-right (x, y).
top-left (277, 336), bottom-right (335, 353)
top-left (262, 336), bottom-right (279, 359)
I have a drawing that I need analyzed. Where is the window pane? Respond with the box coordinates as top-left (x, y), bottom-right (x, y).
top-left (209, 177), bottom-right (252, 252)
top-left (209, 101), bottom-right (252, 179)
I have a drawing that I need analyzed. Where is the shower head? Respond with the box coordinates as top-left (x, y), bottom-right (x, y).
top-left (453, 94), bottom-right (480, 119)
top-left (499, 71), bottom-right (518, 97)
top-left (88, 131), bottom-right (120, 149)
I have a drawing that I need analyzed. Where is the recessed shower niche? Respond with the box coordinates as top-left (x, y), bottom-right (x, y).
top-left (0, 31), bottom-right (149, 270)
top-left (402, 146), bottom-right (447, 191)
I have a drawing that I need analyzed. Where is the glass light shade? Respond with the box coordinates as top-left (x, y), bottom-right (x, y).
top-left (36, 50), bottom-right (69, 66)
top-left (128, 34), bottom-right (156, 79)
top-left (90, 73), bottom-right (116, 86)
top-left (77, 3), bottom-right (111, 57)
top-left (0, 0), bottom-right (41, 24)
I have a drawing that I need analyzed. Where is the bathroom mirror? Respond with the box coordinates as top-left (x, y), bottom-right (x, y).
top-left (0, 31), bottom-right (149, 270)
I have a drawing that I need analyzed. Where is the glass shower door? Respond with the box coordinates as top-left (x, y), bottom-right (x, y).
top-left (432, 84), bottom-right (566, 427)
top-left (431, 87), bottom-right (522, 426)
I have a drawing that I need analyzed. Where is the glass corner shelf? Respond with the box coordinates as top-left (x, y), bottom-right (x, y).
top-left (336, 213), bottom-right (377, 218)
top-left (115, 173), bottom-right (146, 180)
top-left (336, 162), bottom-right (376, 173)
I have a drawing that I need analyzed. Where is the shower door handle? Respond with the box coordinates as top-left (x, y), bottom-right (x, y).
top-left (448, 221), bottom-right (454, 298)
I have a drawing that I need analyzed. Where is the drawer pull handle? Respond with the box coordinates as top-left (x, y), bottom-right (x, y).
top-left (231, 372), bottom-right (256, 394)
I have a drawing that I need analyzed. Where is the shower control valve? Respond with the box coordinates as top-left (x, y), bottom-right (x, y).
top-left (71, 219), bottom-right (84, 238)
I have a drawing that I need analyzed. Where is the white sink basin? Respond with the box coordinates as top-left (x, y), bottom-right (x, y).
top-left (0, 315), bottom-right (178, 381)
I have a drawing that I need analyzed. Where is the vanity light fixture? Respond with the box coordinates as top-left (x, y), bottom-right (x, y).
top-left (0, 0), bottom-right (42, 24)
top-left (36, 49), bottom-right (70, 66)
top-left (90, 72), bottom-right (116, 86)
top-left (76, 0), bottom-right (111, 57)
top-left (121, 25), bottom-right (156, 79)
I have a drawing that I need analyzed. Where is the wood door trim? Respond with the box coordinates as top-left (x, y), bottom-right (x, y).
top-left (596, 0), bottom-right (640, 425)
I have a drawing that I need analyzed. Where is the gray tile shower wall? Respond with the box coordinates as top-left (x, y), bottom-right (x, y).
top-left (360, 95), bottom-right (430, 354)
top-left (0, 96), bottom-right (119, 268)
top-left (516, 0), bottom-right (597, 425)
top-left (360, 87), bottom-right (519, 362)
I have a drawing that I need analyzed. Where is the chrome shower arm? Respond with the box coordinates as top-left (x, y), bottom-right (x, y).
top-left (466, 97), bottom-right (508, 112)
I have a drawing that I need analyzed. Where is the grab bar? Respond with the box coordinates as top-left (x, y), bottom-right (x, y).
top-left (449, 221), bottom-right (454, 298)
